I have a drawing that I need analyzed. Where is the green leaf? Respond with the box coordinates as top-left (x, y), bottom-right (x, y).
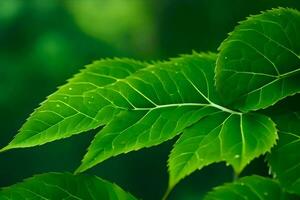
top-left (267, 111), bottom-right (300, 195)
top-left (77, 105), bottom-right (219, 173)
top-left (216, 8), bottom-right (300, 112)
top-left (204, 175), bottom-right (298, 200)
top-left (0, 172), bottom-right (137, 200)
top-left (168, 112), bottom-right (277, 188)
top-left (1, 59), bottom-right (147, 151)
top-left (76, 53), bottom-right (225, 172)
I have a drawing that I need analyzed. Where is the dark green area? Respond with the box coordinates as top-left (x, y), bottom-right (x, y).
top-left (1, 0), bottom-right (300, 199)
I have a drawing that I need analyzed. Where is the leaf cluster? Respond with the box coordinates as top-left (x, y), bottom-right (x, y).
top-left (1, 7), bottom-right (300, 200)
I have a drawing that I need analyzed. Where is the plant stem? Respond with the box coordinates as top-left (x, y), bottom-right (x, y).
top-left (161, 186), bottom-right (173, 200)
top-left (233, 171), bottom-right (239, 181)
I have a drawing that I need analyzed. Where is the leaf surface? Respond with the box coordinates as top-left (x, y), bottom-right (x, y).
top-left (1, 59), bottom-right (147, 151)
top-left (0, 172), bottom-right (137, 200)
top-left (168, 112), bottom-right (277, 188)
top-left (267, 111), bottom-right (300, 195)
top-left (77, 53), bottom-right (223, 172)
top-left (77, 105), bottom-right (219, 173)
top-left (204, 175), bottom-right (298, 200)
top-left (216, 8), bottom-right (300, 112)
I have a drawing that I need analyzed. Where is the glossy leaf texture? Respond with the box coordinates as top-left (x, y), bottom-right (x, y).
top-left (216, 8), bottom-right (300, 112)
top-left (168, 112), bottom-right (277, 188)
top-left (0, 173), bottom-right (137, 200)
top-left (76, 53), bottom-right (224, 173)
top-left (77, 52), bottom-right (277, 191)
top-left (1, 59), bottom-right (147, 151)
top-left (204, 175), bottom-right (298, 200)
top-left (267, 110), bottom-right (300, 195)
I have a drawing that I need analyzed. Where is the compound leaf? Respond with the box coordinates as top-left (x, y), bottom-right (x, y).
top-left (204, 175), bottom-right (298, 200)
top-left (0, 172), bottom-right (137, 200)
top-left (1, 7), bottom-right (300, 199)
top-left (77, 53), bottom-right (223, 172)
top-left (216, 8), bottom-right (300, 112)
top-left (168, 112), bottom-right (277, 188)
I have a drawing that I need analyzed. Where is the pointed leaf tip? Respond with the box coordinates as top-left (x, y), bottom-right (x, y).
top-left (168, 112), bottom-right (277, 187)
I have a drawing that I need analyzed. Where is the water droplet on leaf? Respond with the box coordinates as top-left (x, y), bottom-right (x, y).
top-left (234, 154), bottom-right (240, 158)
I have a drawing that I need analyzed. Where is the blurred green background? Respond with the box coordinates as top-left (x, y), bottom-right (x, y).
top-left (1, 0), bottom-right (300, 199)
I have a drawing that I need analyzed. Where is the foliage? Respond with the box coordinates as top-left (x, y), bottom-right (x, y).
top-left (1, 7), bottom-right (300, 200)
top-left (0, 173), bottom-right (136, 200)
top-left (203, 175), bottom-right (298, 200)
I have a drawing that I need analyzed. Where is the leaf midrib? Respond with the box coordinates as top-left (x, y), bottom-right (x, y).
top-left (133, 102), bottom-right (240, 114)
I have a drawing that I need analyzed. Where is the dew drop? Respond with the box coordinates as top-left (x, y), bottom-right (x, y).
top-left (174, 62), bottom-right (179, 66)
top-left (240, 182), bottom-right (245, 186)
top-left (63, 96), bottom-right (68, 100)
top-left (68, 87), bottom-right (72, 91)
top-left (224, 56), bottom-right (228, 60)
top-left (234, 154), bottom-right (240, 159)
top-left (56, 104), bottom-right (60, 108)
top-left (268, 167), bottom-right (272, 175)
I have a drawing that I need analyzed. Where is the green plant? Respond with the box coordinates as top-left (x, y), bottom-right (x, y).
top-left (1, 7), bottom-right (300, 200)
